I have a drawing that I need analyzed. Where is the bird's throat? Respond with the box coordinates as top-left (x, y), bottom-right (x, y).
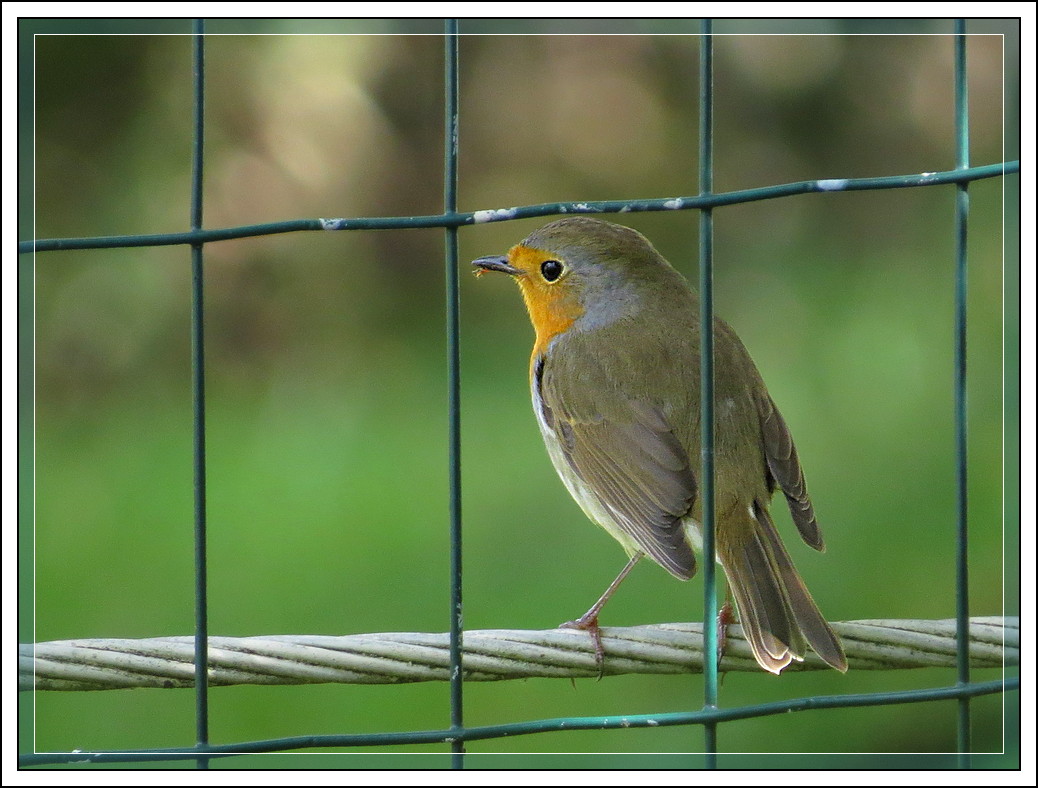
top-left (516, 278), bottom-right (583, 364)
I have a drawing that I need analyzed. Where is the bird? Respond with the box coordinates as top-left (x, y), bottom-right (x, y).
top-left (472, 216), bottom-right (847, 675)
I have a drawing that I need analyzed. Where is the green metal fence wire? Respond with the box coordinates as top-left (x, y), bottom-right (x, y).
top-left (953, 19), bottom-right (973, 770)
top-left (15, 679), bottom-right (1014, 767)
top-left (15, 163), bottom-right (1012, 256)
top-left (697, 20), bottom-right (719, 768)
top-left (19, 19), bottom-right (1019, 770)
top-left (443, 19), bottom-right (465, 768)
top-left (189, 18), bottom-right (211, 773)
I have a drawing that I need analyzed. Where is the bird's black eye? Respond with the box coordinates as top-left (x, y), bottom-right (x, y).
top-left (540, 259), bottom-right (564, 282)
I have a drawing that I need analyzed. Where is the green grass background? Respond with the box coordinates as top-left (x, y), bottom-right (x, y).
top-left (20, 17), bottom-right (1019, 768)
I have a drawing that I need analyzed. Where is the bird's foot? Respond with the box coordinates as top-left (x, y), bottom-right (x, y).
top-left (560, 613), bottom-right (606, 679)
top-left (716, 599), bottom-right (735, 668)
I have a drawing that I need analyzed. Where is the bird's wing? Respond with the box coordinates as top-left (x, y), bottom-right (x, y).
top-left (756, 392), bottom-right (824, 551)
top-left (536, 354), bottom-right (698, 580)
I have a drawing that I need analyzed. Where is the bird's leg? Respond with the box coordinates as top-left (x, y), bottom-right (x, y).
top-left (561, 553), bottom-right (643, 675)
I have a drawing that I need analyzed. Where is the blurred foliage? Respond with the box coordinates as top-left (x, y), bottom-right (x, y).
top-left (22, 16), bottom-right (1019, 767)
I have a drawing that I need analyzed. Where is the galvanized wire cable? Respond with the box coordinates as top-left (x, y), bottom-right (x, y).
top-left (21, 617), bottom-right (1016, 691)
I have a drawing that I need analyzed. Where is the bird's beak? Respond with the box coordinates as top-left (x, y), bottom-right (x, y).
top-left (472, 255), bottom-right (523, 277)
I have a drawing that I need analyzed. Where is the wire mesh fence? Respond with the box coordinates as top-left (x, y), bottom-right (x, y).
top-left (19, 17), bottom-right (1020, 770)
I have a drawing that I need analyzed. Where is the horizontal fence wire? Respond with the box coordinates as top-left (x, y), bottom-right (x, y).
top-left (21, 618), bottom-right (1017, 691)
top-left (17, 163), bottom-right (1016, 255)
top-left (19, 676), bottom-right (1013, 767)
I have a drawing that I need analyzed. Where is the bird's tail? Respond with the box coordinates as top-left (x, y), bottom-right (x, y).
top-left (716, 501), bottom-right (847, 674)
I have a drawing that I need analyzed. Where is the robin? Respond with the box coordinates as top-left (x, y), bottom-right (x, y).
top-left (472, 216), bottom-right (847, 675)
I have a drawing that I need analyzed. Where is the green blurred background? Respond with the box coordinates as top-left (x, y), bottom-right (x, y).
top-left (20, 17), bottom-right (1019, 768)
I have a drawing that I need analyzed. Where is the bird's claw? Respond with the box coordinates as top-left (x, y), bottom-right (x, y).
top-left (560, 614), bottom-right (606, 679)
top-left (716, 599), bottom-right (735, 668)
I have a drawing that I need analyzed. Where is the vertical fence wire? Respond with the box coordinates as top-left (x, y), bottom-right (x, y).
top-left (698, 19), bottom-right (718, 767)
top-left (953, 18), bottom-right (972, 768)
top-left (443, 18), bottom-right (465, 769)
top-left (189, 18), bottom-right (210, 770)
